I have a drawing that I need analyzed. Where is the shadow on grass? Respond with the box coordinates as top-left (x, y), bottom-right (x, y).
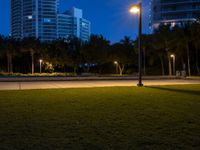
top-left (146, 86), bottom-right (200, 96)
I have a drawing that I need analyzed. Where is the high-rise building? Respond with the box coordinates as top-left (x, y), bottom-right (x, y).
top-left (57, 8), bottom-right (91, 41)
top-left (10, 0), bottom-right (23, 39)
top-left (11, 1), bottom-right (90, 41)
top-left (150, 0), bottom-right (200, 29)
top-left (11, 0), bottom-right (59, 41)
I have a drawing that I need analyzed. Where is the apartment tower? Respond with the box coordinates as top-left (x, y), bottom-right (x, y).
top-left (151, 0), bottom-right (200, 29)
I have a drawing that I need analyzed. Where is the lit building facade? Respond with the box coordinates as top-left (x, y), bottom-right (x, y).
top-left (57, 8), bottom-right (91, 41)
top-left (150, 0), bottom-right (200, 29)
top-left (11, 1), bottom-right (90, 41)
top-left (11, 0), bottom-right (59, 41)
top-left (10, 0), bottom-right (23, 39)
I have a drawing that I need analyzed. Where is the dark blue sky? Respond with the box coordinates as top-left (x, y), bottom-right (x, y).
top-left (0, 0), bottom-right (151, 42)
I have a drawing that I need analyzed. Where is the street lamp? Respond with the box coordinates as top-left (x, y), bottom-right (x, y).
top-left (130, 1), bottom-right (143, 87)
top-left (129, 6), bottom-right (140, 14)
top-left (170, 54), bottom-right (176, 76)
top-left (39, 59), bottom-right (43, 74)
top-left (114, 61), bottom-right (118, 74)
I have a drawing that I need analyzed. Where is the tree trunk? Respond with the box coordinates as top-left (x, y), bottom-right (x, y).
top-left (168, 53), bottom-right (172, 76)
top-left (6, 53), bottom-right (13, 73)
top-left (181, 58), bottom-right (186, 72)
top-left (74, 66), bottom-right (77, 74)
top-left (186, 43), bottom-right (191, 76)
top-left (195, 47), bottom-right (200, 74)
top-left (118, 64), bottom-right (125, 76)
top-left (143, 48), bottom-right (146, 75)
top-left (83, 65), bottom-right (89, 73)
top-left (159, 55), bottom-right (165, 76)
top-left (31, 51), bottom-right (34, 74)
top-left (87, 65), bottom-right (90, 73)
top-left (7, 54), bottom-right (10, 73)
top-left (63, 65), bottom-right (66, 73)
top-left (10, 55), bottom-right (13, 73)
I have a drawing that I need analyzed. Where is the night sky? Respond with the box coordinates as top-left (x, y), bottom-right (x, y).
top-left (0, 0), bottom-right (151, 43)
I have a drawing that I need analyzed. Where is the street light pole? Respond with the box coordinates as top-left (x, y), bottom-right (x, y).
top-left (130, 1), bottom-right (143, 86)
top-left (137, 2), bottom-right (143, 87)
top-left (170, 54), bottom-right (175, 75)
top-left (39, 59), bottom-right (43, 74)
top-left (114, 61), bottom-right (118, 75)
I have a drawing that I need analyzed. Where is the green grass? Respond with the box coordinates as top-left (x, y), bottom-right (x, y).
top-left (0, 85), bottom-right (200, 150)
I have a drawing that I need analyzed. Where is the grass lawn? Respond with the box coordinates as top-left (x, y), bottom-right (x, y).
top-left (0, 85), bottom-right (200, 150)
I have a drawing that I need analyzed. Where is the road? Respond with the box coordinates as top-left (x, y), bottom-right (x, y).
top-left (0, 79), bottom-right (199, 90)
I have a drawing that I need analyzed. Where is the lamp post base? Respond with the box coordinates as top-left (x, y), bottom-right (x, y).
top-left (137, 83), bottom-right (144, 87)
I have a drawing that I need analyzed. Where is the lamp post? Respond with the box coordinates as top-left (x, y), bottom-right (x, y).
top-left (114, 61), bottom-right (118, 75)
top-left (170, 54), bottom-right (175, 75)
top-left (130, 1), bottom-right (143, 86)
top-left (39, 59), bottom-right (43, 74)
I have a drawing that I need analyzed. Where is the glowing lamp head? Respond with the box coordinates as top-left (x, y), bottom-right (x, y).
top-left (129, 5), bottom-right (140, 14)
top-left (39, 59), bottom-right (43, 63)
top-left (114, 61), bottom-right (118, 65)
top-left (170, 54), bottom-right (175, 58)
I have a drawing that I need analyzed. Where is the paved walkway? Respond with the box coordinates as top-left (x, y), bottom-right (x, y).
top-left (0, 76), bottom-right (181, 82)
top-left (0, 79), bottom-right (199, 90)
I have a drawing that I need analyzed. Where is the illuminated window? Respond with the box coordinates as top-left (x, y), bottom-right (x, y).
top-left (44, 18), bottom-right (51, 23)
top-left (28, 15), bottom-right (33, 19)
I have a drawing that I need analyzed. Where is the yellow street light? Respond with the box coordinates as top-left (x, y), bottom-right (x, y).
top-left (114, 61), bottom-right (118, 65)
top-left (170, 54), bottom-right (175, 58)
top-left (129, 5), bottom-right (140, 14)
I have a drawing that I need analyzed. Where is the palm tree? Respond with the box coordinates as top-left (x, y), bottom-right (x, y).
top-left (67, 36), bottom-right (82, 74)
top-left (81, 35), bottom-right (110, 73)
top-left (2, 37), bottom-right (18, 73)
top-left (110, 36), bottom-right (134, 76)
top-left (152, 25), bottom-right (174, 76)
top-left (173, 24), bottom-right (192, 76)
top-left (21, 37), bottom-right (41, 74)
top-left (0, 35), bottom-right (4, 71)
top-left (190, 21), bottom-right (200, 75)
top-left (140, 34), bottom-right (154, 75)
top-left (48, 39), bottom-right (70, 72)
top-left (0, 35), bottom-right (3, 56)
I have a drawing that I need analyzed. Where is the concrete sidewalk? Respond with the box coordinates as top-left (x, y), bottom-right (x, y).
top-left (0, 76), bottom-right (182, 82)
top-left (0, 79), bottom-right (199, 90)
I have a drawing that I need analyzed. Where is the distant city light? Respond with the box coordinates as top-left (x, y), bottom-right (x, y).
top-left (171, 22), bottom-right (176, 27)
